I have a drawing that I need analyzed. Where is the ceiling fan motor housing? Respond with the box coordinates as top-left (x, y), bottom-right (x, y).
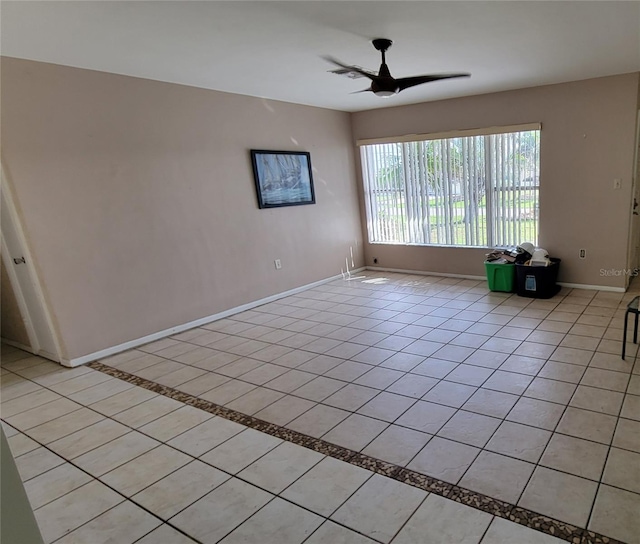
top-left (372, 38), bottom-right (393, 52)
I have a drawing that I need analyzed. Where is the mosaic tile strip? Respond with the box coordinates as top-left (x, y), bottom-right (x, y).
top-left (88, 361), bottom-right (623, 544)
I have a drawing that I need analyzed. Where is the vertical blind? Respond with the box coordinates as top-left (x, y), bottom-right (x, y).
top-left (359, 127), bottom-right (540, 248)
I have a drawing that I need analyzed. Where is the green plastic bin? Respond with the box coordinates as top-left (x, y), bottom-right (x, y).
top-left (484, 261), bottom-right (516, 292)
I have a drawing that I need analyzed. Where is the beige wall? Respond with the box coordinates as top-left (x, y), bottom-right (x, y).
top-left (0, 255), bottom-right (31, 347)
top-left (1, 58), bottom-right (363, 361)
top-left (352, 73), bottom-right (640, 289)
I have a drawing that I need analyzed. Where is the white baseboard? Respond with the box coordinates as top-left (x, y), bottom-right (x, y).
top-left (557, 282), bottom-right (626, 293)
top-left (366, 266), bottom-right (626, 293)
top-left (1, 338), bottom-right (35, 355)
top-left (65, 268), bottom-right (366, 367)
top-left (365, 266), bottom-right (486, 281)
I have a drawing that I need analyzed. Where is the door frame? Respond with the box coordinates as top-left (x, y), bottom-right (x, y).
top-left (626, 109), bottom-right (640, 289)
top-left (1, 166), bottom-right (62, 363)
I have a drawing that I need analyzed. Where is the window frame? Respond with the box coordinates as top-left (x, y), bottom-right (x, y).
top-left (357, 123), bottom-right (541, 249)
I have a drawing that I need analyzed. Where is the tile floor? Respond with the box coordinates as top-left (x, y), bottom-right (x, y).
top-left (2, 270), bottom-right (640, 543)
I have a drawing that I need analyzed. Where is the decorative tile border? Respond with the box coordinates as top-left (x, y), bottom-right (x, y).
top-left (88, 361), bottom-right (626, 544)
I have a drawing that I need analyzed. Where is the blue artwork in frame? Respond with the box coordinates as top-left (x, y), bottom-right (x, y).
top-left (250, 150), bottom-right (316, 209)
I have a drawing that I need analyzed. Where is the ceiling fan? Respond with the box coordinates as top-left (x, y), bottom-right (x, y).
top-left (325, 39), bottom-right (470, 98)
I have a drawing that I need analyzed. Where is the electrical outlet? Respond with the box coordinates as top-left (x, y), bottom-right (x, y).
top-left (579, 249), bottom-right (586, 259)
top-left (274, 259), bottom-right (282, 270)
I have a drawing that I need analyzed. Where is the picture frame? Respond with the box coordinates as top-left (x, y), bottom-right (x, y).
top-left (250, 150), bottom-right (316, 209)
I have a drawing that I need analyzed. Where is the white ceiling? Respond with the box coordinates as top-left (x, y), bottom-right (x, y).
top-left (2, 1), bottom-right (639, 112)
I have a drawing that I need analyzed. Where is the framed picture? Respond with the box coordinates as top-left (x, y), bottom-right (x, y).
top-left (250, 150), bottom-right (316, 209)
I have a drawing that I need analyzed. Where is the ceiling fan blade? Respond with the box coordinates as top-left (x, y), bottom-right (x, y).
top-left (396, 73), bottom-right (470, 91)
top-left (350, 88), bottom-right (373, 94)
top-left (322, 56), bottom-right (378, 81)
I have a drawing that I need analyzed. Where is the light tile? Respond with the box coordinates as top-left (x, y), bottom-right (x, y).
top-left (613, 417), bottom-right (640, 452)
top-left (513, 342), bottom-right (555, 360)
top-left (395, 400), bottom-right (456, 434)
top-left (393, 493), bottom-right (492, 544)
top-left (219, 496), bottom-right (322, 544)
top-left (324, 361), bottom-right (374, 382)
top-left (444, 364), bottom-right (493, 386)
top-left (323, 414), bottom-right (388, 451)
top-left (15, 446), bottom-right (65, 481)
top-left (201, 427), bottom-right (282, 474)
top-left (171, 478), bottom-right (272, 544)
top-left (411, 358), bottom-right (459, 379)
top-left (331, 474), bottom-right (427, 544)
top-left (135, 525), bottom-right (197, 544)
top-left (570, 385), bottom-right (624, 415)
top-left (7, 433), bottom-right (40, 457)
top-left (540, 433), bottom-right (608, 480)
top-left (357, 392), bottom-right (415, 422)
top-left (537, 360), bottom-right (586, 383)
top-left (239, 441), bottom-right (323, 493)
top-left (621, 394), bottom-right (640, 421)
top-left (239, 363), bottom-right (290, 385)
top-left (589, 352), bottom-right (633, 373)
top-left (519, 466), bottom-right (598, 527)
top-left (462, 388), bottom-right (519, 418)
top-left (254, 395), bottom-right (315, 425)
top-left (482, 516), bottom-right (569, 543)
top-left (386, 374), bottom-right (438, 398)
top-left (459, 451), bottom-right (534, 503)
top-left (580, 367), bottom-right (630, 392)
top-left (112, 396), bottom-right (183, 428)
top-left (288, 404), bottom-right (350, 437)
top-left (560, 334), bottom-right (600, 351)
top-left (0, 378), bottom-right (41, 402)
top-left (408, 436), bottom-right (479, 483)
top-left (24, 463), bottom-right (92, 509)
top-left (47, 418), bottom-right (130, 460)
top-left (304, 521), bottom-right (377, 544)
top-left (89, 387), bottom-right (157, 416)
top-left (499, 355), bottom-right (546, 376)
top-left (589, 485), bottom-right (640, 544)
top-left (602, 447), bottom-right (640, 494)
top-left (422, 381), bottom-right (477, 408)
top-left (482, 370), bottom-right (533, 395)
top-left (549, 346), bottom-right (593, 366)
top-left (282, 457), bottom-right (371, 517)
top-left (136, 360), bottom-right (187, 381)
top-left (74, 432), bottom-right (159, 476)
top-left (556, 407), bottom-right (617, 444)
top-left (464, 350), bottom-right (509, 369)
top-left (431, 344), bottom-right (476, 363)
top-left (506, 397), bottom-right (565, 431)
top-left (154, 366), bottom-right (208, 389)
top-left (136, 405), bottom-right (213, 442)
top-left (133, 460), bottom-right (230, 519)
top-left (7, 398), bottom-right (82, 431)
top-left (486, 421), bottom-right (551, 463)
top-left (362, 425), bottom-right (431, 466)
top-left (354, 367), bottom-right (404, 390)
top-left (101, 444), bottom-right (191, 496)
top-left (225, 386), bottom-right (285, 414)
top-left (437, 410), bottom-right (501, 447)
top-left (67, 378), bottom-right (135, 405)
top-left (167, 416), bottom-right (245, 457)
top-left (523, 377), bottom-right (576, 404)
top-left (47, 371), bottom-right (113, 396)
top-left (450, 332), bottom-right (490, 349)
top-left (55, 501), bottom-right (161, 544)
top-left (34, 481), bottom-right (123, 543)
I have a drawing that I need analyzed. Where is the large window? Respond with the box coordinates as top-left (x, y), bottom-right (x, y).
top-left (359, 125), bottom-right (540, 247)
